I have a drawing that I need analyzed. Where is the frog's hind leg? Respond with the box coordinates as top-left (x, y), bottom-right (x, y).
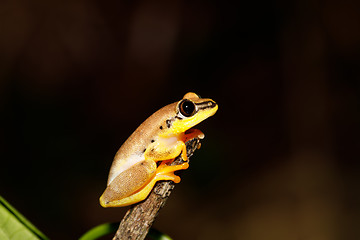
top-left (121, 161), bottom-right (189, 206)
top-left (99, 159), bottom-right (157, 207)
top-left (155, 161), bottom-right (189, 183)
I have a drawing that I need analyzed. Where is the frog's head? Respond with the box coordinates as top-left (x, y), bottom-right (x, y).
top-left (162, 92), bottom-right (218, 135)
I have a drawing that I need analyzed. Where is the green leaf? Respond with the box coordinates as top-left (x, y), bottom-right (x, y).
top-left (148, 228), bottom-right (173, 240)
top-left (0, 195), bottom-right (49, 240)
top-left (79, 222), bottom-right (118, 240)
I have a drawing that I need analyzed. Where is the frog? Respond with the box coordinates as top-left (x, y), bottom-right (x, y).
top-left (100, 92), bottom-right (218, 207)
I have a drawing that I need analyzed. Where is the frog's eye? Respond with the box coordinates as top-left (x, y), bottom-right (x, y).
top-left (179, 99), bottom-right (196, 117)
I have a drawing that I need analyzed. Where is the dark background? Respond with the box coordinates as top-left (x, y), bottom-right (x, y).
top-left (1, 0), bottom-right (360, 239)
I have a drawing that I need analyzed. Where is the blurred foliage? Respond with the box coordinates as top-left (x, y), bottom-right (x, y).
top-left (0, 196), bottom-right (48, 240)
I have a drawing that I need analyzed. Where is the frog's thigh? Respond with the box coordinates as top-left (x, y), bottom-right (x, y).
top-left (145, 140), bottom-right (187, 161)
top-left (101, 162), bottom-right (188, 207)
top-left (99, 159), bottom-right (156, 207)
top-left (120, 161), bottom-right (190, 205)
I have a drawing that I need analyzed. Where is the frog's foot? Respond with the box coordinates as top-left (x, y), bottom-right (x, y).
top-left (154, 172), bottom-right (181, 183)
top-left (179, 129), bottom-right (204, 160)
top-left (184, 128), bottom-right (205, 141)
top-left (155, 161), bottom-right (189, 183)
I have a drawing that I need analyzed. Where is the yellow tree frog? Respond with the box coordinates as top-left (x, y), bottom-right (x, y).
top-left (100, 92), bottom-right (218, 207)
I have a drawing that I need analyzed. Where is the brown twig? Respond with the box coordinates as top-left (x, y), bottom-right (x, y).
top-left (112, 138), bottom-right (201, 240)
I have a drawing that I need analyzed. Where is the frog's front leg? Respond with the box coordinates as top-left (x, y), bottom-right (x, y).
top-left (145, 130), bottom-right (204, 162)
top-left (183, 129), bottom-right (204, 142)
top-left (144, 136), bottom-right (188, 161)
top-left (180, 129), bottom-right (205, 159)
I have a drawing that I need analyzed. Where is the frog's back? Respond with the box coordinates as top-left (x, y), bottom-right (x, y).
top-left (107, 102), bottom-right (177, 185)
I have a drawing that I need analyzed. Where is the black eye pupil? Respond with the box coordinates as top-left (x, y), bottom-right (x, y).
top-left (180, 100), bottom-right (195, 117)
